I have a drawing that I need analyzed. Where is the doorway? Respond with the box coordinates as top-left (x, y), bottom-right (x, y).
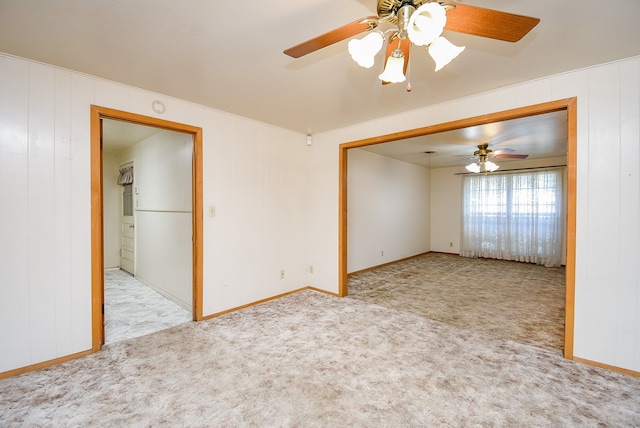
top-left (90, 105), bottom-right (203, 350)
top-left (119, 162), bottom-right (135, 275)
top-left (338, 98), bottom-right (577, 359)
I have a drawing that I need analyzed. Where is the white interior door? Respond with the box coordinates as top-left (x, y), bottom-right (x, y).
top-left (120, 182), bottom-right (135, 274)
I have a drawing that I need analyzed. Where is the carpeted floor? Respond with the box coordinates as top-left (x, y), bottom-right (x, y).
top-left (1, 290), bottom-right (639, 427)
top-left (348, 252), bottom-right (565, 353)
top-left (104, 269), bottom-right (192, 344)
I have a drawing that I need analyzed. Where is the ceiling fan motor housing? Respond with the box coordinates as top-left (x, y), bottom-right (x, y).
top-left (377, 0), bottom-right (428, 25)
top-left (474, 143), bottom-right (492, 157)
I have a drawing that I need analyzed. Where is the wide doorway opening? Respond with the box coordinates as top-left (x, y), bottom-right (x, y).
top-left (338, 99), bottom-right (577, 359)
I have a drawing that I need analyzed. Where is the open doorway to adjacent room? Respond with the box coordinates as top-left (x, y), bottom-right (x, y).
top-left (338, 99), bottom-right (577, 359)
top-left (91, 106), bottom-right (203, 350)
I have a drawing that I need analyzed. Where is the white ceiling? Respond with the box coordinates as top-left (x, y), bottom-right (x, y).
top-left (1, 0), bottom-right (639, 137)
top-left (102, 119), bottom-right (162, 153)
top-left (358, 109), bottom-right (567, 168)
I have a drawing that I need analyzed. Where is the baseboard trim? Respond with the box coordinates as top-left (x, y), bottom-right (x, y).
top-left (0, 349), bottom-right (96, 380)
top-left (1, 287), bottom-right (336, 379)
top-left (201, 286), bottom-right (336, 320)
top-left (13, 287), bottom-right (634, 382)
top-left (347, 251), bottom-right (432, 277)
top-left (572, 356), bottom-right (640, 377)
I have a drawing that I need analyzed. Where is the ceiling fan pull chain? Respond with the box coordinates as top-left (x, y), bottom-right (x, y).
top-left (406, 44), bottom-right (413, 92)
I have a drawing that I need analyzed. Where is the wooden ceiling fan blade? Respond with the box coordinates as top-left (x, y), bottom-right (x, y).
top-left (382, 35), bottom-right (410, 85)
top-left (494, 154), bottom-right (529, 159)
top-left (492, 148), bottom-right (516, 155)
top-left (283, 16), bottom-right (378, 58)
top-left (444, 4), bottom-right (540, 42)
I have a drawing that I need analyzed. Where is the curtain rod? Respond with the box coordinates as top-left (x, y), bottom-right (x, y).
top-left (453, 165), bottom-right (566, 176)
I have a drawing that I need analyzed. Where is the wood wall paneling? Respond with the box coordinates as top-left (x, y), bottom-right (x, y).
top-left (53, 69), bottom-right (74, 356)
top-left (584, 64), bottom-right (622, 364)
top-left (70, 73), bottom-right (95, 351)
top-left (27, 63), bottom-right (57, 362)
top-left (0, 56), bottom-right (31, 371)
top-left (616, 60), bottom-right (640, 369)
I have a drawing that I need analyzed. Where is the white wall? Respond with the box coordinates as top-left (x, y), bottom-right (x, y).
top-left (1, 50), bottom-right (639, 375)
top-left (0, 53), bottom-right (310, 373)
top-left (121, 130), bottom-right (193, 309)
top-left (309, 57), bottom-right (640, 373)
top-left (103, 152), bottom-right (121, 269)
top-left (347, 149), bottom-right (430, 272)
top-left (430, 156), bottom-right (568, 260)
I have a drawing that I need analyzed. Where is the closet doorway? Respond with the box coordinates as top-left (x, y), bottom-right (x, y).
top-left (91, 105), bottom-right (203, 350)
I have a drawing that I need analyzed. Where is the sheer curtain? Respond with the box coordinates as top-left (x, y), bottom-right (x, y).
top-left (460, 168), bottom-right (564, 267)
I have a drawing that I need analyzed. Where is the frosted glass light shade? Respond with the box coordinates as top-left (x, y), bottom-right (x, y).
top-left (407, 2), bottom-right (447, 46)
top-left (466, 162), bottom-right (481, 173)
top-left (348, 32), bottom-right (384, 68)
top-left (483, 160), bottom-right (500, 172)
top-left (428, 36), bottom-right (465, 71)
top-left (378, 52), bottom-right (406, 83)
top-left (466, 160), bottom-right (500, 173)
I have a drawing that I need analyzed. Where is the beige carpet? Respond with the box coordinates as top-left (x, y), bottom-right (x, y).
top-left (1, 290), bottom-right (639, 427)
top-left (348, 252), bottom-right (565, 353)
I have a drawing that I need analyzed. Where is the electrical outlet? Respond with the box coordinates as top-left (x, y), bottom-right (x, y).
top-left (381, 250), bottom-right (384, 256)
top-left (209, 205), bottom-right (216, 217)
top-left (310, 265), bottom-right (314, 274)
top-left (280, 270), bottom-right (285, 279)
top-left (450, 242), bottom-right (453, 247)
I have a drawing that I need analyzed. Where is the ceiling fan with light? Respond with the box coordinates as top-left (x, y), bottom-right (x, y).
top-left (464, 143), bottom-right (529, 173)
top-left (284, 1), bottom-right (540, 87)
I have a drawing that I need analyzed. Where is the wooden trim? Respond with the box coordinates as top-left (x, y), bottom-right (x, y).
top-left (340, 99), bottom-right (575, 150)
top-left (338, 146), bottom-right (349, 297)
top-left (0, 349), bottom-right (95, 380)
top-left (90, 105), bottom-right (204, 350)
top-left (306, 286), bottom-right (340, 297)
top-left (192, 127), bottom-right (204, 321)
top-left (347, 251), bottom-right (431, 277)
top-left (90, 106), bottom-right (104, 351)
top-left (338, 98), bottom-right (577, 360)
top-left (572, 357), bottom-right (640, 378)
top-left (201, 286), bottom-right (337, 320)
top-left (2, 286), bottom-right (332, 379)
top-left (563, 98), bottom-right (577, 360)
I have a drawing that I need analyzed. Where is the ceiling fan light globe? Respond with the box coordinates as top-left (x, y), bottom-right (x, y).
top-left (348, 32), bottom-right (384, 68)
top-left (484, 160), bottom-right (500, 172)
top-left (466, 162), bottom-right (481, 173)
top-left (407, 2), bottom-right (447, 46)
top-left (378, 54), bottom-right (406, 83)
top-left (428, 36), bottom-right (465, 71)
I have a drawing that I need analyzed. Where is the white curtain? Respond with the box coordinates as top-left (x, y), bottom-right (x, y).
top-left (460, 168), bottom-right (564, 267)
top-left (117, 165), bottom-right (134, 185)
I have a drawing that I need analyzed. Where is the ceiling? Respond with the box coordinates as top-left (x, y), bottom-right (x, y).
top-left (1, 0), bottom-right (639, 137)
top-left (102, 119), bottom-right (162, 153)
top-left (359, 109), bottom-right (567, 168)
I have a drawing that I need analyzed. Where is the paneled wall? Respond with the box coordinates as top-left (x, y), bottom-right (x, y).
top-left (0, 53), bottom-right (309, 374)
top-left (310, 57), bottom-right (640, 372)
top-left (1, 50), bottom-right (639, 375)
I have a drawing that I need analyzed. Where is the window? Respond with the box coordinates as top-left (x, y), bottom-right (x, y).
top-left (123, 184), bottom-right (133, 216)
top-left (460, 168), bottom-right (564, 267)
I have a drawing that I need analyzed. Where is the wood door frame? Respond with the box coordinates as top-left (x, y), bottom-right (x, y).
top-left (338, 98), bottom-right (577, 359)
top-left (90, 105), bottom-right (204, 351)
